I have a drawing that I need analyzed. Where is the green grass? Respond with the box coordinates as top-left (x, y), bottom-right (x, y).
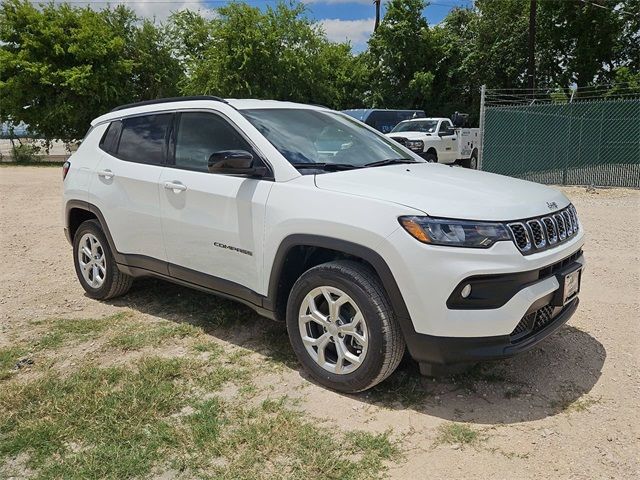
top-left (435, 423), bottom-right (482, 447)
top-left (32, 312), bottom-right (130, 352)
top-left (0, 346), bottom-right (28, 380)
top-left (107, 322), bottom-right (202, 351)
top-left (0, 313), bottom-right (399, 479)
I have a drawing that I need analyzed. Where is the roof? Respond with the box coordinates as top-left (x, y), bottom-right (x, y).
top-left (92, 98), bottom-right (328, 126)
top-left (342, 109), bottom-right (426, 121)
top-left (399, 117), bottom-right (448, 122)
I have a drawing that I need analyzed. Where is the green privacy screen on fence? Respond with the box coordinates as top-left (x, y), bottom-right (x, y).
top-left (482, 98), bottom-right (640, 188)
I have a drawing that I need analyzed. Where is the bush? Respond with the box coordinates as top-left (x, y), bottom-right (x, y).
top-left (11, 142), bottom-right (40, 163)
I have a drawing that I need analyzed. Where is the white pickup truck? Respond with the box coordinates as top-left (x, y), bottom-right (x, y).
top-left (387, 117), bottom-right (480, 169)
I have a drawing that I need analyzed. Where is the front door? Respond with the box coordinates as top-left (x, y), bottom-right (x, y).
top-left (437, 121), bottom-right (458, 163)
top-left (159, 111), bottom-right (272, 295)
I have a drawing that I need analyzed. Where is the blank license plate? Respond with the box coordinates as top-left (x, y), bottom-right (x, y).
top-left (563, 268), bottom-right (581, 303)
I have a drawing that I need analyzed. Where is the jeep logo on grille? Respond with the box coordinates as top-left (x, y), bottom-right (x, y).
top-left (546, 201), bottom-right (558, 210)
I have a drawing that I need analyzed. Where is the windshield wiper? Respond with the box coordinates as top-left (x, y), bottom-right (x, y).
top-left (291, 163), bottom-right (361, 171)
top-left (363, 158), bottom-right (417, 167)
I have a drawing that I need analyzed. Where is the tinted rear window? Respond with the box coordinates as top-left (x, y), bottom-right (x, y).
top-left (116, 114), bottom-right (172, 165)
top-left (99, 121), bottom-right (122, 155)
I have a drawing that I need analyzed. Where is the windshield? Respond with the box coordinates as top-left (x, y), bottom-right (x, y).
top-left (391, 120), bottom-right (438, 133)
top-left (241, 108), bottom-right (415, 168)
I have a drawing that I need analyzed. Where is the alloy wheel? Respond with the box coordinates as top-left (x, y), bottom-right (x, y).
top-left (298, 286), bottom-right (368, 374)
top-left (77, 233), bottom-right (106, 288)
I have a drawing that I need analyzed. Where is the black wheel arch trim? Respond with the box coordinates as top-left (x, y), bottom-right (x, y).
top-left (266, 234), bottom-right (425, 358)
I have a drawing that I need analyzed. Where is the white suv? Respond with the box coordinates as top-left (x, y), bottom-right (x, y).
top-left (63, 96), bottom-right (585, 392)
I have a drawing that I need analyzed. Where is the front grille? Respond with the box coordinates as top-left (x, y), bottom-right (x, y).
top-left (390, 136), bottom-right (407, 146)
top-left (527, 219), bottom-right (546, 248)
top-left (509, 223), bottom-right (531, 251)
top-left (510, 304), bottom-right (556, 341)
top-left (507, 205), bottom-right (579, 255)
top-left (542, 217), bottom-right (558, 244)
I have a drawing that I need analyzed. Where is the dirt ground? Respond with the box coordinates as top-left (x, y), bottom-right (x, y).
top-left (1, 166), bottom-right (639, 479)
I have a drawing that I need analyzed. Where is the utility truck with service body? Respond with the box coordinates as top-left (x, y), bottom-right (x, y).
top-left (387, 116), bottom-right (480, 169)
top-left (63, 97), bottom-right (585, 393)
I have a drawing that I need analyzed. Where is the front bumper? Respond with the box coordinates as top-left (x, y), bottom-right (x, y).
top-left (408, 297), bottom-right (579, 366)
top-left (377, 225), bottom-right (585, 366)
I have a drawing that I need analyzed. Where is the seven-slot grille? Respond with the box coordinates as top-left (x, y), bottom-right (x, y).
top-left (507, 205), bottom-right (579, 254)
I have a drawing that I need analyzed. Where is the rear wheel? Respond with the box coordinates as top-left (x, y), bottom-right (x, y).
top-left (462, 151), bottom-right (478, 169)
top-left (73, 219), bottom-right (132, 300)
top-left (286, 260), bottom-right (405, 393)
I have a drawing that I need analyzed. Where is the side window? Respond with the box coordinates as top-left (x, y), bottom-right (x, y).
top-left (439, 122), bottom-right (454, 136)
top-left (99, 121), bottom-right (122, 155)
top-left (117, 114), bottom-right (172, 165)
top-left (174, 112), bottom-right (252, 172)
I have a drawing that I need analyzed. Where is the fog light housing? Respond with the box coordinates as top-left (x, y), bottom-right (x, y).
top-left (461, 284), bottom-right (472, 298)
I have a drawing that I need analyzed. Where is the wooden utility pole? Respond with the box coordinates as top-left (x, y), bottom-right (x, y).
top-left (527, 0), bottom-right (537, 90)
top-left (374, 0), bottom-right (381, 31)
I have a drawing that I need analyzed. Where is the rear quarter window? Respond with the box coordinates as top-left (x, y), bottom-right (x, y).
top-left (99, 121), bottom-right (122, 155)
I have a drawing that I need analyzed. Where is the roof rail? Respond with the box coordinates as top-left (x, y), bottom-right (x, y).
top-left (110, 96), bottom-right (228, 112)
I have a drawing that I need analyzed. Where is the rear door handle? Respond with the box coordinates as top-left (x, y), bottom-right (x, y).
top-left (164, 181), bottom-right (187, 192)
top-left (97, 169), bottom-right (114, 179)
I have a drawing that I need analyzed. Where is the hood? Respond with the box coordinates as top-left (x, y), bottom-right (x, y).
top-left (387, 131), bottom-right (433, 140)
top-left (314, 163), bottom-right (570, 221)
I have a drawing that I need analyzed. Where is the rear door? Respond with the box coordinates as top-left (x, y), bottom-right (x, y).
top-left (159, 110), bottom-right (272, 294)
top-left (89, 113), bottom-right (171, 264)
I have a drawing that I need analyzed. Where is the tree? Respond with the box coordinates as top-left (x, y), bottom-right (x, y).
top-left (0, 0), bottom-right (182, 142)
top-left (536, 0), bottom-right (624, 87)
top-left (366, 0), bottom-right (436, 108)
top-left (177, 2), bottom-right (359, 109)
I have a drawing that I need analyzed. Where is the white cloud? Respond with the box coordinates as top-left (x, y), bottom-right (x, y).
top-left (320, 17), bottom-right (375, 49)
top-left (303, 0), bottom-right (374, 4)
top-left (51, 1), bottom-right (215, 22)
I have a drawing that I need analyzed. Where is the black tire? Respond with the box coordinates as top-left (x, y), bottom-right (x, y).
top-left (72, 219), bottom-right (132, 300)
top-left (462, 151), bottom-right (478, 169)
top-left (286, 260), bottom-right (405, 393)
top-left (425, 151), bottom-right (437, 163)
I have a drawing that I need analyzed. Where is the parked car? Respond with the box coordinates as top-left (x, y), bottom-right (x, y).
top-left (342, 109), bottom-right (426, 133)
top-left (387, 117), bottom-right (480, 168)
top-left (63, 96), bottom-right (585, 392)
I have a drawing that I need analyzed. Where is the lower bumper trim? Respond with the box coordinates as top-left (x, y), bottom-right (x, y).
top-left (406, 298), bottom-right (579, 366)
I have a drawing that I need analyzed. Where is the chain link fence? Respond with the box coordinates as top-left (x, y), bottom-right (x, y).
top-left (479, 86), bottom-right (640, 188)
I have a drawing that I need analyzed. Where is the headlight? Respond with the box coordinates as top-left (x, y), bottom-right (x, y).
top-left (399, 216), bottom-right (511, 248)
top-left (405, 140), bottom-right (423, 151)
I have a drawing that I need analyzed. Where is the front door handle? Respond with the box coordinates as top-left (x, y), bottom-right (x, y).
top-left (97, 169), bottom-right (114, 179)
top-left (164, 181), bottom-right (187, 192)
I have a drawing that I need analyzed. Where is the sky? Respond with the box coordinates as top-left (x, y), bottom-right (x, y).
top-left (51, 0), bottom-right (474, 51)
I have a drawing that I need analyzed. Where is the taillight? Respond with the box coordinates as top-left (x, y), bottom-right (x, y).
top-left (62, 161), bottom-right (71, 180)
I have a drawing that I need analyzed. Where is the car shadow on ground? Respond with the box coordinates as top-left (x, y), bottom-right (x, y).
top-left (108, 277), bottom-right (606, 425)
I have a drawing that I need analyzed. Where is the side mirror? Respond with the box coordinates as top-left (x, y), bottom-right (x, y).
top-left (207, 150), bottom-right (267, 177)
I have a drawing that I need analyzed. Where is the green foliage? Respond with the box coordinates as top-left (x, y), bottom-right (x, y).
top-left (1, 0), bottom-right (636, 139)
top-left (366, 0), bottom-right (436, 108)
top-left (0, 0), bottom-right (182, 141)
top-left (176, 2), bottom-right (360, 109)
top-left (435, 422), bottom-right (482, 446)
top-left (10, 141), bottom-right (40, 163)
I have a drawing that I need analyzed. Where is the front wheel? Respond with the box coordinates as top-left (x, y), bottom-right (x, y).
top-left (286, 260), bottom-right (405, 393)
top-left (424, 152), bottom-right (437, 163)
